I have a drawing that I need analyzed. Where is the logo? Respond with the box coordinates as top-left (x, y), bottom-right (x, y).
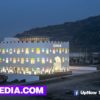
top-left (53, 44), bottom-right (61, 47)
top-left (74, 90), bottom-right (79, 96)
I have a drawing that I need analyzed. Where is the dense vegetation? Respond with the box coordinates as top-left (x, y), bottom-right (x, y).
top-left (15, 15), bottom-right (100, 52)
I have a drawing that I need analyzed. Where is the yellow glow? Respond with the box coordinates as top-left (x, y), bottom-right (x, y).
top-left (21, 58), bottom-right (24, 64)
top-left (36, 48), bottom-right (40, 54)
top-left (25, 48), bottom-right (29, 54)
top-left (2, 48), bottom-right (5, 54)
top-left (13, 58), bottom-right (16, 63)
top-left (17, 48), bottom-right (20, 54)
top-left (31, 58), bottom-right (35, 64)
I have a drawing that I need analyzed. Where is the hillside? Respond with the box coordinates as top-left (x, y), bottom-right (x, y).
top-left (15, 15), bottom-right (100, 52)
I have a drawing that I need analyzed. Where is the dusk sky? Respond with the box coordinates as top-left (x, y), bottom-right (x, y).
top-left (0, 0), bottom-right (100, 40)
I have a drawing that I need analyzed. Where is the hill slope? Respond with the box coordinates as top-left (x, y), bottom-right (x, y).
top-left (15, 15), bottom-right (100, 52)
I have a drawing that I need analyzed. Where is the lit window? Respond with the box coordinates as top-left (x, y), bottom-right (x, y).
top-left (17, 48), bottom-right (20, 54)
top-left (2, 48), bottom-right (5, 54)
top-left (62, 57), bottom-right (65, 63)
top-left (36, 48), bottom-right (40, 54)
top-left (6, 49), bottom-right (9, 53)
top-left (59, 48), bottom-right (62, 54)
top-left (46, 48), bottom-right (49, 54)
top-left (36, 67), bottom-right (40, 74)
top-left (26, 58), bottom-right (29, 62)
top-left (62, 48), bottom-right (64, 52)
top-left (31, 58), bottom-right (35, 64)
top-left (53, 48), bottom-right (56, 54)
top-left (25, 48), bottom-right (29, 54)
top-left (0, 58), bottom-right (2, 63)
top-left (49, 58), bottom-right (52, 63)
top-left (13, 58), bottom-right (16, 64)
top-left (22, 48), bottom-right (24, 53)
top-left (6, 58), bottom-right (9, 63)
top-left (42, 48), bottom-right (45, 53)
top-left (21, 58), bottom-right (24, 64)
top-left (9, 48), bottom-right (13, 54)
top-left (41, 58), bottom-right (45, 64)
top-left (65, 48), bottom-right (68, 54)
top-left (13, 48), bottom-right (16, 53)
top-left (31, 48), bottom-right (34, 52)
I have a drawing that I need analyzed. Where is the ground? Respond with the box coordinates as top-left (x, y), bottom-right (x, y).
top-left (0, 71), bottom-right (100, 100)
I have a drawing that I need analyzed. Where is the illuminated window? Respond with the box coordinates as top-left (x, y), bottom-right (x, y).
top-left (2, 48), bottom-right (5, 54)
top-left (31, 48), bottom-right (34, 52)
top-left (42, 48), bottom-right (45, 53)
top-left (25, 48), bottom-right (29, 54)
top-left (6, 58), bottom-right (9, 63)
top-left (17, 48), bottom-right (20, 54)
top-left (62, 57), bottom-right (65, 63)
top-left (13, 58), bottom-right (16, 64)
top-left (21, 58), bottom-right (24, 64)
top-left (6, 49), bottom-right (9, 53)
top-left (17, 58), bottom-right (20, 62)
top-left (62, 48), bottom-right (64, 52)
top-left (22, 48), bottom-right (24, 53)
top-left (49, 59), bottom-right (52, 63)
top-left (13, 48), bottom-right (16, 53)
top-left (53, 48), bottom-right (56, 54)
top-left (46, 48), bottom-right (49, 54)
top-left (36, 48), bottom-right (40, 54)
top-left (0, 58), bottom-right (2, 63)
top-left (31, 58), bottom-right (35, 64)
top-left (36, 67), bottom-right (40, 74)
top-left (9, 48), bottom-right (13, 54)
top-left (65, 48), bottom-right (68, 54)
top-left (26, 58), bottom-right (29, 62)
top-left (41, 58), bottom-right (45, 64)
top-left (59, 48), bottom-right (62, 54)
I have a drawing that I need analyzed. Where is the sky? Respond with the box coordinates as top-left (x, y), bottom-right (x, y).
top-left (0, 0), bottom-right (100, 40)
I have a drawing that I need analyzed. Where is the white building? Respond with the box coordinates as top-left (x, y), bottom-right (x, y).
top-left (0, 37), bottom-right (69, 75)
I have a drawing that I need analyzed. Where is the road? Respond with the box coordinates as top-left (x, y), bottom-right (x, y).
top-left (70, 66), bottom-right (97, 75)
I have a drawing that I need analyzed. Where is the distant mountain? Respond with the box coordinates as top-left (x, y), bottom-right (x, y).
top-left (15, 15), bottom-right (100, 52)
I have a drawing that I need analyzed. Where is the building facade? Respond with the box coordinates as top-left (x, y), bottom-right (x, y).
top-left (0, 37), bottom-right (69, 75)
